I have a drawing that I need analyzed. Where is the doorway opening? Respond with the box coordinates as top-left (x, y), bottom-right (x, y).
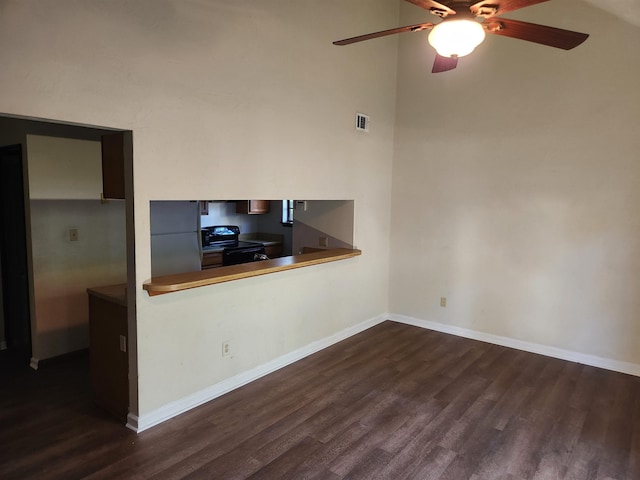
top-left (0, 144), bottom-right (31, 366)
top-left (0, 113), bottom-right (137, 423)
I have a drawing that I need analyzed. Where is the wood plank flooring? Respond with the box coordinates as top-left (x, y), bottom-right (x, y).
top-left (1, 321), bottom-right (639, 479)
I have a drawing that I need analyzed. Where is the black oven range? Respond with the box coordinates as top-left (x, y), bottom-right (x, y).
top-left (201, 225), bottom-right (266, 266)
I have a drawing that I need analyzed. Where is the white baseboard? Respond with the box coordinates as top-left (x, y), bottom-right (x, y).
top-left (0, 341), bottom-right (6, 351)
top-left (126, 413), bottom-right (139, 432)
top-left (133, 314), bottom-right (388, 433)
top-left (389, 313), bottom-right (640, 378)
top-left (132, 312), bottom-right (639, 433)
top-left (29, 357), bottom-right (39, 370)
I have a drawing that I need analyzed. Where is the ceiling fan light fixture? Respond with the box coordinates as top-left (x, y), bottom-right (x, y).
top-left (428, 19), bottom-right (486, 58)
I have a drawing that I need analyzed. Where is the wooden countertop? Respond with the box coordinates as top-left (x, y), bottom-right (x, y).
top-left (239, 233), bottom-right (283, 246)
top-left (87, 283), bottom-right (127, 306)
top-left (143, 248), bottom-right (361, 296)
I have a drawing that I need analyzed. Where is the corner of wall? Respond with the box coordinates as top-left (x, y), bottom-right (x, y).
top-left (389, 313), bottom-right (640, 378)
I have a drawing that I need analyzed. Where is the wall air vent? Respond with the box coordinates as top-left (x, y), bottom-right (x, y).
top-left (355, 113), bottom-right (370, 133)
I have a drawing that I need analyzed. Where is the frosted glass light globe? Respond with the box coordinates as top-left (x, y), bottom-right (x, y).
top-left (428, 19), bottom-right (486, 58)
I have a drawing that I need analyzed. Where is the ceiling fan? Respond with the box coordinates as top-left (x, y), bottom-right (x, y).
top-left (333, 0), bottom-right (589, 73)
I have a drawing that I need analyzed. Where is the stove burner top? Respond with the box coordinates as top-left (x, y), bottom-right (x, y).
top-left (203, 225), bottom-right (266, 265)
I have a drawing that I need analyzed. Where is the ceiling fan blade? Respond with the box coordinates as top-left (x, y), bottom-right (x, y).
top-left (333, 22), bottom-right (433, 46)
top-left (404, 0), bottom-right (455, 17)
top-left (432, 54), bottom-right (458, 73)
top-left (471, 0), bottom-right (550, 17)
top-left (485, 17), bottom-right (589, 50)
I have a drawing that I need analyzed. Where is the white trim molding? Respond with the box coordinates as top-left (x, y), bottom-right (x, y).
top-left (389, 314), bottom-right (640, 378)
top-left (126, 413), bottom-right (139, 432)
top-left (29, 357), bottom-right (39, 370)
top-left (132, 314), bottom-right (387, 433)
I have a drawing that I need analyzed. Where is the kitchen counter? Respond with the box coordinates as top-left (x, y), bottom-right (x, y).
top-left (239, 232), bottom-right (283, 247)
top-left (87, 283), bottom-right (128, 422)
top-left (239, 233), bottom-right (284, 258)
top-left (144, 248), bottom-right (361, 296)
top-left (86, 283), bottom-right (127, 307)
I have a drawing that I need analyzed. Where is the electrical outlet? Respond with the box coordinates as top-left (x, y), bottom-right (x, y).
top-left (69, 228), bottom-right (79, 242)
top-left (440, 297), bottom-right (447, 308)
top-left (119, 335), bottom-right (127, 352)
top-left (222, 341), bottom-right (231, 357)
top-left (319, 236), bottom-right (329, 248)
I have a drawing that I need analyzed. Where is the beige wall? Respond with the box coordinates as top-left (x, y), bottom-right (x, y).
top-left (27, 135), bottom-right (103, 200)
top-left (29, 200), bottom-right (127, 360)
top-left (0, 0), bottom-right (397, 416)
top-left (292, 200), bottom-right (355, 253)
top-left (5, 0), bottom-right (634, 426)
top-left (389, 1), bottom-right (640, 365)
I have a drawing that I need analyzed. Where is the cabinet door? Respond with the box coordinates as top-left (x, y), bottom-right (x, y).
top-left (265, 245), bottom-right (283, 258)
top-left (101, 131), bottom-right (131, 199)
top-left (236, 200), bottom-right (270, 214)
top-left (89, 295), bottom-right (128, 422)
top-left (202, 251), bottom-right (223, 269)
top-left (249, 200), bottom-right (270, 214)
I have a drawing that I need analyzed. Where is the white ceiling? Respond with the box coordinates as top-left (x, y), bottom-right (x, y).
top-left (582, 0), bottom-right (640, 28)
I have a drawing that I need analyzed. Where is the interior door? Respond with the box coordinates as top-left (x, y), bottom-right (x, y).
top-left (0, 144), bottom-right (32, 363)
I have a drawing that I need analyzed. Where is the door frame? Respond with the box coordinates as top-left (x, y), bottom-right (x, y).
top-left (0, 114), bottom-right (138, 424)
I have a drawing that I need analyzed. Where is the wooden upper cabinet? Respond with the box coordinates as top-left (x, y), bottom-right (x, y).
top-left (236, 200), bottom-right (270, 215)
top-left (101, 131), bottom-right (130, 200)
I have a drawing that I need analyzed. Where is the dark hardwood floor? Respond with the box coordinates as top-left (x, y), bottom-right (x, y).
top-left (1, 321), bottom-right (639, 479)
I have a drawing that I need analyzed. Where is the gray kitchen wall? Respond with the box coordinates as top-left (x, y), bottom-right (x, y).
top-left (201, 201), bottom-right (258, 234)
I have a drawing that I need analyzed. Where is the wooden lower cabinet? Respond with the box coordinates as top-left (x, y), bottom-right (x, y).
top-left (202, 251), bottom-right (223, 269)
top-left (87, 285), bottom-right (128, 422)
top-left (265, 244), bottom-right (283, 258)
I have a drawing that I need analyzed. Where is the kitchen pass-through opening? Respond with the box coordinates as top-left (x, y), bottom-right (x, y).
top-left (149, 200), bottom-right (355, 278)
